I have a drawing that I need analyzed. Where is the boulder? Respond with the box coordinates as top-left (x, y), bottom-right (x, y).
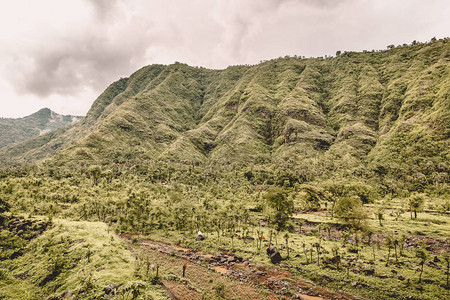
top-left (270, 251), bottom-right (283, 264)
top-left (104, 284), bottom-right (119, 295)
top-left (195, 234), bottom-right (205, 241)
top-left (363, 268), bottom-right (375, 276)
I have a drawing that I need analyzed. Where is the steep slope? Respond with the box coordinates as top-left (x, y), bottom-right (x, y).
top-left (0, 108), bottom-right (82, 150)
top-left (0, 39), bottom-right (449, 192)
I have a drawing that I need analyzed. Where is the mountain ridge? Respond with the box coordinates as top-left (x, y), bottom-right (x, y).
top-left (1, 39), bottom-right (449, 194)
top-left (0, 108), bottom-right (83, 151)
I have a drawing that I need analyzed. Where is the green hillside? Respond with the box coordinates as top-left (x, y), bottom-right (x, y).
top-left (0, 108), bottom-right (82, 150)
top-left (2, 39), bottom-right (449, 195)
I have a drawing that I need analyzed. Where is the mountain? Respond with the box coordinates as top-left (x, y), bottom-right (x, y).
top-left (0, 108), bottom-right (83, 150)
top-left (1, 39), bottom-right (449, 193)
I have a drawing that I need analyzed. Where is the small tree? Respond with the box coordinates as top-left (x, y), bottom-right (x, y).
top-left (334, 196), bottom-right (368, 230)
top-left (264, 187), bottom-right (294, 232)
top-left (385, 236), bottom-right (393, 266)
top-left (302, 242), bottom-right (309, 263)
top-left (416, 249), bottom-right (428, 283)
top-left (393, 237), bottom-right (399, 264)
top-left (284, 233), bottom-right (290, 258)
top-left (376, 208), bottom-right (384, 227)
top-left (331, 245), bottom-right (341, 269)
top-left (297, 219), bottom-right (305, 234)
top-left (313, 242), bottom-right (321, 265)
top-left (409, 193), bottom-right (425, 219)
top-left (87, 165), bottom-right (102, 186)
top-left (394, 208), bottom-right (404, 221)
top-left (443, 254), bottom-right (449, 288)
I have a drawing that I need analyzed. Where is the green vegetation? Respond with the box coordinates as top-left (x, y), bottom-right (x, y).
top-left (0, 216), bottom-right (166, 299)
top-left (0, 38), bottom-right (449, 299)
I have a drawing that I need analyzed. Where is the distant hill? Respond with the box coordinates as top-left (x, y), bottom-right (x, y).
top-left (0, 108), bottom-right (83, 150)
top-left (0, 39), bottom-right (449, 193)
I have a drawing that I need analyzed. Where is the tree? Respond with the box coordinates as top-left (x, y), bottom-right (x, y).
top-left (416, 248), bottom-right (427, 283)
top-left (334, 196), bottom-right (368, 230)
top-left (443, 253), bottom-right (449, 288)
top-left (264, 187), bottom-right (294, 232)
top-left (87, 165), bottom-right (102, 186)
top-left (393, 237), bottom-right (399, 264)
top-left (336, 50), bottom-right (341, 56)
top-left (376, 207), bottom-right (384, 226)
top-left (409, 193), bottom-right (425, 219)
top-left (300, 184), bottom-right (330, 212)
top-left (284, 232), bottom-right (290, 258)
top-left (385, 235), bottom-right (393, 266)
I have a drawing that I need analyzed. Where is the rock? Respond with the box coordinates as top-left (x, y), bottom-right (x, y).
top-left (195, 234), bottom-right (205, 241)
top-left (227, 256), bottom-right (236, 263)
top-left (398, 274), bottom-right (405, 281)
top-left (363, 268), bottom-right (375, 276)
top-left (104, 284), bottom-right (118, 294)
top-left (48, 291), bottom-right (73, 300)
top-left (255, 271), bottom-right (266, 276)
top-left (270, 251), bottom-right (283, 264)
top-left (351, 281), bottom-right (357, 286)
top-left (379, 274), bottom-right (388, 279)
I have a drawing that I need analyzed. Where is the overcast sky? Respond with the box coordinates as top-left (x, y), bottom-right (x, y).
top-left (1, 0), bottom-right (449, 118)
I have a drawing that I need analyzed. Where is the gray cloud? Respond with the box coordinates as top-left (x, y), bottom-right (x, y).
top-left (7, 0), bottom-right (151, 97)
top-left (1, 0), bottom-right (449, 117)
top-left (14, 31), bottom-right (150, 96)
top-left (87, 0), bottom-right (119, 19)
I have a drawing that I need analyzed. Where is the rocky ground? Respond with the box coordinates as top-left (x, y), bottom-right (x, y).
top-left (120, 234), bottom-right (356, 300)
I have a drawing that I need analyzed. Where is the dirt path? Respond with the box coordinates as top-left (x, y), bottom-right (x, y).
top-left (120, 234), bottom-right (356, 300)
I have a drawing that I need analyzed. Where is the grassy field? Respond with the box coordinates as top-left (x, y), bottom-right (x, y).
top-left (0, 217), bottom-right (167, 300)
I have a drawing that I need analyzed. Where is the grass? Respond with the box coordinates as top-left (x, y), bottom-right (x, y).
top-left (0, 217), bottom-right (167, 300)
